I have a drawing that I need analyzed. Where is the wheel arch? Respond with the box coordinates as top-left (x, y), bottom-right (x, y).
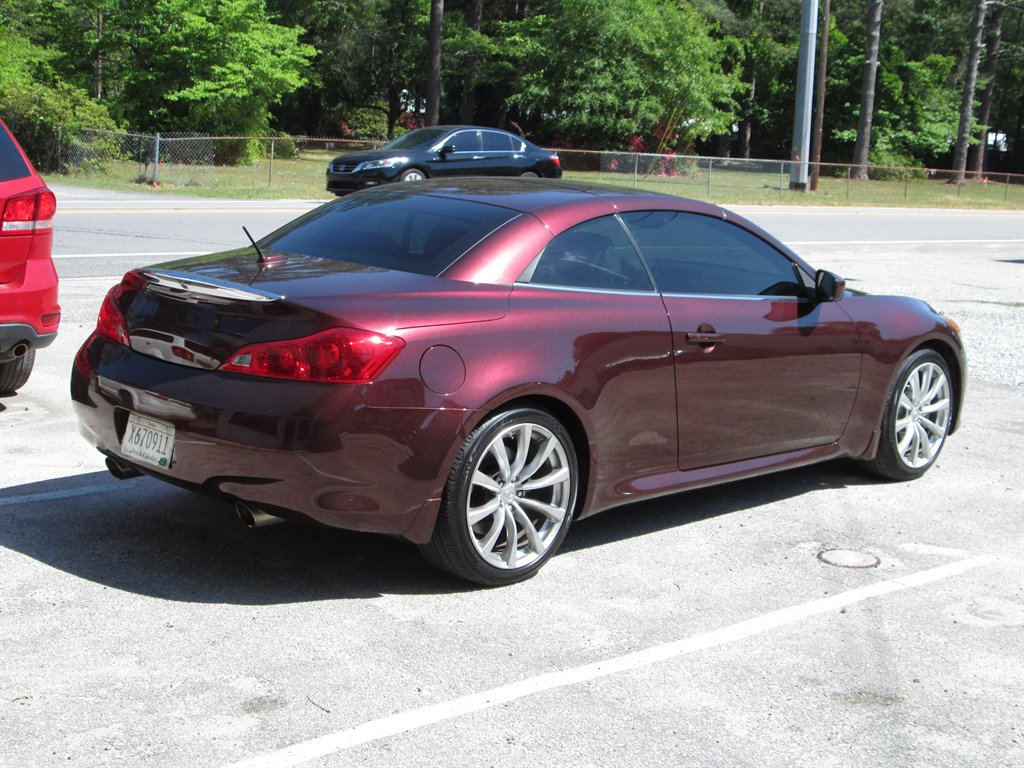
top-left (465, 393), bottom-right (592, 519)
top-left (400, 166), bottom-right (429, 180)
top-left (913, 339), bottom-right (965, 435)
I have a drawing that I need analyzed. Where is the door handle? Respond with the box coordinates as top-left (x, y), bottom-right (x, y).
top-left (685, 332), bottom-right (725, 348)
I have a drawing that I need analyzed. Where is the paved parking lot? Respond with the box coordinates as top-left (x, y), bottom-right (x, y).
top-left (1, 189), bottom-right (1021, 767)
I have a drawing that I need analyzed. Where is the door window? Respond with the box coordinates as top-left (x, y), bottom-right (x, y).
top-left (447, 130), bottom-right (482, 152)
top-left (523, 216), bottom-right (653, 291)
top-left (621, 211), bottom-right (806, 297)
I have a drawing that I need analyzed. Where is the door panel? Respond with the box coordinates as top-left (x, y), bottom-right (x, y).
top-left (664, 295), bottom-right (862, 469)
top-left (427, 130), bottom-right (486, 177)
top-left (618, 209), bottom-right (863, 471)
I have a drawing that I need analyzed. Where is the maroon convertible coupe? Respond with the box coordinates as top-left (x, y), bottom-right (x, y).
top-left (72, 179), bottom-right (964, 585)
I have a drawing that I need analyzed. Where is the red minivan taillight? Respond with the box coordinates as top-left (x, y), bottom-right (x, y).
top-left (220, 327), bottom-right (405, 383)
top-left (1, 187), bottom-right (56, 233)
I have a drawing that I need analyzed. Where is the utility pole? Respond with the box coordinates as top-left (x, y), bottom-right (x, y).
top-left (810, 0), bottom-right (831, 191)
top-left (789, 0), bottom-right (819, 190)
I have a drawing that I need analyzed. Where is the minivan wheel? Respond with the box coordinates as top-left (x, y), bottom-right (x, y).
top-left (0, 350), bottom-right (35, 394)
top-left (422, 407), bottom-right (578, 586)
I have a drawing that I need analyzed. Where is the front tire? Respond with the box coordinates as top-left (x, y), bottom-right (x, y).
top-left (422, 408), bottom-right (578, 586)
top-left (0, 350), bottom-right (35, 394)
top-left (398, 168), bottom-right (426, 182)
top-left (863, 349), bottom-right (953, 481)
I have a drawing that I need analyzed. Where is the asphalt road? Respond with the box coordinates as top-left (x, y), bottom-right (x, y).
top-left (1, 185), bottom-right (1022, 768)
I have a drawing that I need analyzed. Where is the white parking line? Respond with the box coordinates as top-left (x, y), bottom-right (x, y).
top-left (221, 555), bottom-right (995, 768)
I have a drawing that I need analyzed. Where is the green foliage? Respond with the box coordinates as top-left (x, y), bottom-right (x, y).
top-left (504, 0), bottom-right (740, 149)
top-left (124, 0), bottom-right (315, 135)
top-left (830, 20), bottom-right (960, 166)
top-left (0, 25), bottom-right (119, 171)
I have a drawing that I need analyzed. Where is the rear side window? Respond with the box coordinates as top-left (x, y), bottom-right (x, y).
top-left (0, 125), bottom-right (31, 183)
top-left (482, 131), bottom-right (513, 151)
top-left (524, 215), bottom-right (653, 292)
top-left (260, 192), bottom-right (519, 276)
top-left (621, 210), bottom-right (804, 297)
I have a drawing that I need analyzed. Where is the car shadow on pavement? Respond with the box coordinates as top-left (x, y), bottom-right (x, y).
top-left (0, 460), bottom-right (882, 603)
top-left (564, 458), bottom-right (880, 554)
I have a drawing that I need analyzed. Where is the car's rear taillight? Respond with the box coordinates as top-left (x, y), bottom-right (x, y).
top-left (1, 187), bottom-right (56, 233)
top-left (95, 272), bottom-right (145, 345)
top-left (549, 154), bottom-right (561, 167)
top-left (220, 327), bottom-right (405, 383)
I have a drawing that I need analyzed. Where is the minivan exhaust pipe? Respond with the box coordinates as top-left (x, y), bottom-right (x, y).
top-left (235, 501), bottom-right (286, 528)
top-left (105, 456), bottom-right (142, 480)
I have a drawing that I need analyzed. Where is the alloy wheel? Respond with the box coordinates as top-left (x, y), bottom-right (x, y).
top-left (894, 361), bottom-right (951, 469)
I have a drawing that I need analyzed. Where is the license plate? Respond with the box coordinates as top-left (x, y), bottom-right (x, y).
top-left (121, 413), bottom-right (175, 469)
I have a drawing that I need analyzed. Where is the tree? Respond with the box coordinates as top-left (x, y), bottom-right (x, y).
top-left (950, 0), bottom-right (989, 184)
top-left (967, 4), bottom-right (1005, 177)
top-left (458, 0), bottom-right (483, 123)
top-left (425, 0), bottom-right (444, 125)
top-left (505, 0), bottom-right (739, 149)
top-left (851, 0), bottom-right (884, 179)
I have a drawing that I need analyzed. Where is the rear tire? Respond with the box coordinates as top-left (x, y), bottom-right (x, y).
top-left (862, 349), bottom-right (953, 481)
top-left (0, 350), bottom-right (35, 394)
top-left (520, 171), bottom-right (540, 178)
top-left (422, 407), bottom-right (578, 586)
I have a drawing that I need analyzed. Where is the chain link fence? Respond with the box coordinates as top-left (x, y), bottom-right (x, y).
top-left (557, 149), bottom-right (1024, 208)
top-left (57, 129), bottom-right (1023, 208)
top-left (60, 129), bottom-right (383, 194)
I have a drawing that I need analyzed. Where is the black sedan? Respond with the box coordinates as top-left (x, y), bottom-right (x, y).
top-left (325, 126), bottom-right (561, 195)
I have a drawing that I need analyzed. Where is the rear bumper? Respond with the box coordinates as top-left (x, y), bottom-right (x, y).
top-left (0, 323), bottom-right (56, 359)
top-left (71, 335), bottom-right (466, 543)
top-left (0, 247), bottom-right (60, 345)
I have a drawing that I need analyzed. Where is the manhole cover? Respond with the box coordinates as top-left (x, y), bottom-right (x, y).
top-left (817, 549), bottom-right (880, 568)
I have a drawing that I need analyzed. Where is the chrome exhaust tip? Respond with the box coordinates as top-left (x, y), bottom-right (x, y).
top-left (235, 501), bottom-right (286, 528)
top-left (105, 456), bottom-right (142, 480)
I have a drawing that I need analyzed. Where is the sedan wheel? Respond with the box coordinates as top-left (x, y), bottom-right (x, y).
top-left (863, 349), bottom-right (953, 480)
top-left (423, 408), bottom-right (578, 586)
top-left (399, 168), bottom-right (425, 182)
top-left (520, 171), bottom-right (540, 178)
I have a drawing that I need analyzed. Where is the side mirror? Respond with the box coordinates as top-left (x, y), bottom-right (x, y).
top-left (814, 270), bottom-right (846, 302)
top-left (439, 144), bottom-right (456, 156)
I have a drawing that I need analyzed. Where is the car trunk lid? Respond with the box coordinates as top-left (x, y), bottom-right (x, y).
top-left (117, 250), bottom-right (510, 370)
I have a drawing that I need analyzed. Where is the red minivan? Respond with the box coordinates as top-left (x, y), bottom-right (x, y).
top-left (0, 118), bottom-right (59, 393)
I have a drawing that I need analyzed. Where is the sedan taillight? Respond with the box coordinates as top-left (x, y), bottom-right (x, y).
top-left (549, 154), bottom-right (561, 167)
top-left (1, 187), bottom-right (57, 233)
top-left (95, 272), bottom-right (145, 345)
top-left (220, 327), bottom-right (405, 383)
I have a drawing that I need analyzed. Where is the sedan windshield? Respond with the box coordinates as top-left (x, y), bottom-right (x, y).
top-left (382, 128), bottom-right (450, 151)
top-left (259, 192), bottom-right (519, 276)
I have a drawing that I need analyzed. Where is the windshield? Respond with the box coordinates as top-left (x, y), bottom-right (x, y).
top-left (382, 128), bottom-right (449, 151)
top-left (260, 191), bottom-right (519, 277)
